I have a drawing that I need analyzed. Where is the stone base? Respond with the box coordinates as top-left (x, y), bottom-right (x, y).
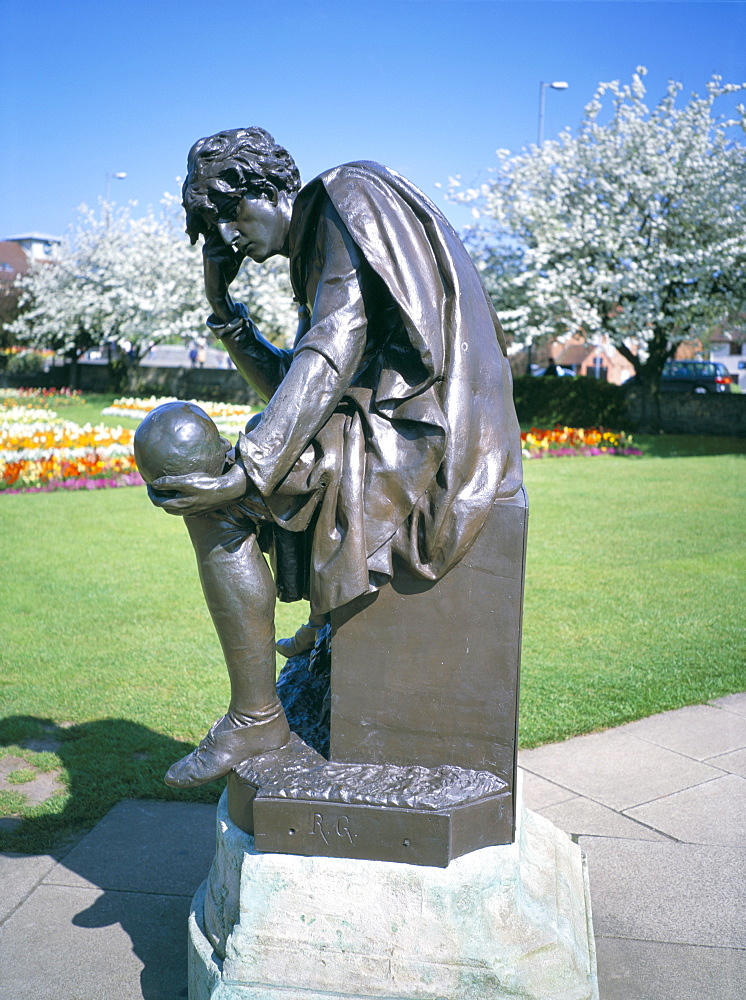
top-left (188, 772), bottom-right (598, 1000)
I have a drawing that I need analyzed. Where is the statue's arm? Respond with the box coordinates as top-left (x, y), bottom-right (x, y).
top-left (207, 305), bottom-right (293, 403)
top-left (238, 202), bottom-right (369, 495)
top-left (203, 233), bottom-right (293, 401)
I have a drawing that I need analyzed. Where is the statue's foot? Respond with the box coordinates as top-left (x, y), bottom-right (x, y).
top-left (276, 622), bottom-right (319, 659)
top-left (164, 707), bottom-right (291, 789)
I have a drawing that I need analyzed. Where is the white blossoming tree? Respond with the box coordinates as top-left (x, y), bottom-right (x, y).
top-left (452, 70), bottom-right (746, 430)
top-left (11, 196), bottom-right (295, 389)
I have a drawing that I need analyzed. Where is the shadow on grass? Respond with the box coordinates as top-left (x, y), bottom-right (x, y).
top-left (0, 715), bottom-right (220, 856)
top-left (0, 715), bottom-right (221, 999)
top-left (633, 434), bottom-right (746, 459)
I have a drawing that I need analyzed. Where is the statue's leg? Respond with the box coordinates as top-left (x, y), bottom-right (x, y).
top-left (164, 512), bottom-right (290, 789)
top-left (187, 512), bottom-right (278, 718)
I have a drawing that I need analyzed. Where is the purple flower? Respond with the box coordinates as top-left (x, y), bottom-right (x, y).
top-left (2, 473), bottom-right (145, 496)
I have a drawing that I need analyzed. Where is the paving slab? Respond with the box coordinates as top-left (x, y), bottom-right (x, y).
top-left (579, 837), bottom-right (746, 948)
top-left (43, 799), bottom-right (217, 895)
top-left (625, 772), bottom-right (746, 846)
top-left (518, 767), bottom-right (576, 810)
top-left (519, 729), bottom-right (725, 811)
top-left (595, 937), bottom-right (746, 1000)
top-left (537, 796), bottom-right (669, 841)
top-left (0, 883), bottom-right (190, 1000)
top-left (0, 852), bottom-right (57, 924)
top-left (619, 704), bottom-right (746, 760)
top-left (706, 746), bottom-right (746, 778)
top-left (710, 691), bottom-right (746, 717)
top-left (3, 696), bottom-right (745, 1000)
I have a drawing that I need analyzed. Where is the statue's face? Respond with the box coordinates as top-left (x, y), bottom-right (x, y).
top-left (214, 192), bottom-right (292, 262)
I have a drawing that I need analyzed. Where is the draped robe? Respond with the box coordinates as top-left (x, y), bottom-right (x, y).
top-left (216, 162), bottom-right (522, 614)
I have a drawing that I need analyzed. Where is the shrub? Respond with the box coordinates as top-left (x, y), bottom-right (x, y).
top-left (512, 376), bottom-right (630, 429)
top-left (6, 350), bottom-right (48, 377)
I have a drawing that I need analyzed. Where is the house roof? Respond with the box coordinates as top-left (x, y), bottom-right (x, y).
top-left (3, 232), bottom-right (61, 244)
top-left (555, 343), bottom-right (591, 366)
top-left (710, 328), bottom-right (746, 344)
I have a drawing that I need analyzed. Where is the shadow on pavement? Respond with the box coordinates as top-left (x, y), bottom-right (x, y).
top-left (0, 715), bottom-right (219, 1000)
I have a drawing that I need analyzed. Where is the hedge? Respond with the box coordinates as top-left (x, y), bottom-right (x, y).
top-left (512, 375), bottom-right (630, 429)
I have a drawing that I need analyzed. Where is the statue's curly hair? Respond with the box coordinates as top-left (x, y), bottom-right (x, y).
top-left (182, 127), bottom-right (301, 243)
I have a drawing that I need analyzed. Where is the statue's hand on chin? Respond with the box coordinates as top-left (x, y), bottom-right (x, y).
top-left (148, 462), bottom-right (248, 516)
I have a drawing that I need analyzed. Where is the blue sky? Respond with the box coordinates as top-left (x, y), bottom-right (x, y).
top-left (1, 0), bottom-right (744, 238)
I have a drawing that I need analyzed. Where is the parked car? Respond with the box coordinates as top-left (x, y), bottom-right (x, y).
top-left (530, 363), bottom-right (576, 377)
top-left (660, 360), bottom-right (732, 393)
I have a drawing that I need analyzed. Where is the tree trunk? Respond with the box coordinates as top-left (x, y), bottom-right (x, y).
top-left (107, 356), bottom-right (129, 393)
top-left (636, 375), bottom-right (662, 434)
top-left (68, 353), bottom-right (79, 391)
top-left (630, 326), bottom-right (674, 435)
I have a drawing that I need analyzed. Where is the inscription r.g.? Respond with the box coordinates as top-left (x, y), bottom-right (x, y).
top-left (309, 812), bottom-right (354, 845)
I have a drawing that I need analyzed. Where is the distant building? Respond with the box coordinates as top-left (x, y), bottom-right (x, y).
top-left (0, 241), bottom-right (29, 289)
top-left (2, 233), bottom-right (61, 264)
top-left (554, 334), bottom-right (637, 384)
top-left (0, 232), bottom-right (62, 289)
top-left (511, 328), bottom-right (745, 386)
top-left (510, 333), bottom-right (638, 384)
top-left (709, 323), bottom-right (746, 391)
top-left (0, 234), bottom-right (61, 337)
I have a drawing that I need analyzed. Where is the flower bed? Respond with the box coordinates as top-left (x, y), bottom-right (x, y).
top-left (522, 426), bottom-right (642, 458)
top-left (0, 387), bottom-right (85, 408)
top-left (1, 396), bottom-right (141, 492)
top-left (102, 396), bottom-right (257, 434)
top-left (1, 392), bottom-right (258, 493)
top-left (3, 391), bottom-right (641, 494)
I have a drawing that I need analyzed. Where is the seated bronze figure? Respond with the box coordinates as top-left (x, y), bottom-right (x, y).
top-left (137, 127), bottom-right (523, 794)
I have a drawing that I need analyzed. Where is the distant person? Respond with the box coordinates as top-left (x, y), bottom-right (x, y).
top-left (196, 341), bottom-right (207, 368)
top-left (543, 358), bottom-right (558, 376)
top-left (189, 345), bottom-right (198, 367)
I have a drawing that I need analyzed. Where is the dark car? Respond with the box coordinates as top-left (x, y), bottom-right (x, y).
top-left (660, 360), bottom-right (732, 393)
top-left (530, 363), bottom-right (576, 377)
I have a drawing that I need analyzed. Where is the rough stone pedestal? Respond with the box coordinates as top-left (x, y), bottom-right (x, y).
top-left (188, 772), bottom-right (598, 1000)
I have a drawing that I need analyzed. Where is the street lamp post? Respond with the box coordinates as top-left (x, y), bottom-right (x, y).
top-left (105, 171), bottom-right (127, 203)
top-left (538, 81), bottom-right (569, 146)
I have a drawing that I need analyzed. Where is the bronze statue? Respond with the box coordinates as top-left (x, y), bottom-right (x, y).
top-left (134, 402), bottom-right (229, 484)
top-left (137, 127), bottom-right (522, 794)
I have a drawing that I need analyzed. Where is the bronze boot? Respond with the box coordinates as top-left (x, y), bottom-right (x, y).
top-left (164, 704), bottom-right (291, 788)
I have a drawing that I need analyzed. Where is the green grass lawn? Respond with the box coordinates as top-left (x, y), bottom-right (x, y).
top-left (1, 422), bottom-right (744, 853)
top-left (24, 392), bottom-right (144, 432)
top-left (0, 486), bottom-right (310, 853)
top-left (519, 453), bottom-right (745, 745)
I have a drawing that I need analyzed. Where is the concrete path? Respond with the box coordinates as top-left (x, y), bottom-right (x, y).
top-left (520, 692), bottom-right (746, 1000)
top-left (0, 693), bottom-right (744, 1000)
